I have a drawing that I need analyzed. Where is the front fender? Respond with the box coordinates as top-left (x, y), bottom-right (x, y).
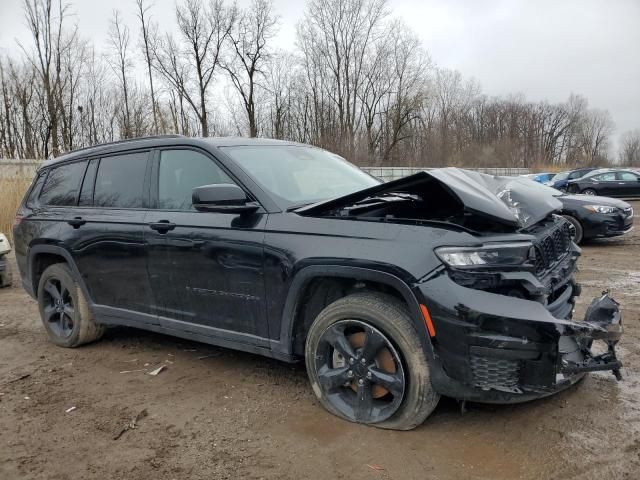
top-left (270, 265), bottom-right (436, 360)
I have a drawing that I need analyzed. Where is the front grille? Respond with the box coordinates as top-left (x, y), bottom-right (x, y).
top-left (470, 356), bottom-right (521, 392)
top-left (532, 219), bottom-right (573, 275)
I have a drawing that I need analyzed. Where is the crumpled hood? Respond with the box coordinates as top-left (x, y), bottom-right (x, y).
top-left (297, 167), bottom-right (563, 229)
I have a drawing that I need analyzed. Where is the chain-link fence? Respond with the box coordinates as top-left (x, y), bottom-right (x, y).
top-left (360, 166), bottom-right (531, 182)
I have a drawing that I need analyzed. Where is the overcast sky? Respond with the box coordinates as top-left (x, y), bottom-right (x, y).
top-left (1, 0), bottom-right (638, 149)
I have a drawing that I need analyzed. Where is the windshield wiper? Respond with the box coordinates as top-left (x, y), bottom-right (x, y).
top-left (286, 201), bottom-right (316, 212)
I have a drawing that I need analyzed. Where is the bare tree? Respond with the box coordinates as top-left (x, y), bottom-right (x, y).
top-left (222, 0), bottom-right (278, 137)
top-left (578, 109), bottom-right (614, 165)
top-left (136, 0), bottom-right (160, 133)
top-left (106, 10), bottom-right (134, 138)
top-left (153, 0), bottom-right (236, 136)
top-left (20, 0), bottom-right (72, 157)
top-left (619, 129), bottom-right (640, 167)
top-left (298, 0), bottom-right (388, 157)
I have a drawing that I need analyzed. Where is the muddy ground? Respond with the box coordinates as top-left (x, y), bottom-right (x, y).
top-left (1, 202), bottom-right (639, 480)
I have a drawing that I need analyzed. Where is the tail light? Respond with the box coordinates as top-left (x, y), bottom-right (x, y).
top-left (13, 214), bottom-right (24, 226)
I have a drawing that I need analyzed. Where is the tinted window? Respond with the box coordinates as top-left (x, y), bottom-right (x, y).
top-left (26, 172), bottom-right (46, 207)
top-left (79, 159), bottom-right (99, 206)
top-left (618, 172), bottom-right (639, 181)
top-left (94, 152), bottom-right (148, 208)
top-left (39, 161), bottom-right (87, 206)
top-left (593, 173), bottom-right (616, 181)
top-left (158, 149), bottom-right (234, 210)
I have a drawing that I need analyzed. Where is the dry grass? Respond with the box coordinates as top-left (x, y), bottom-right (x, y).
top-left (0, 177), bottom-right (32, 244)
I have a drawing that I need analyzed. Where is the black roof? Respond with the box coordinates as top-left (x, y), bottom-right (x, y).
top-left (41, 135), bottom-right (305, 168)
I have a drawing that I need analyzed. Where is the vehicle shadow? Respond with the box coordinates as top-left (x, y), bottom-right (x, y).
top-left (99, 325), bottom-right (582, 427)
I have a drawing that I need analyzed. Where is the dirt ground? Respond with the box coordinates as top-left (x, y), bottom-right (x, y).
top-left (2, 202), bottom-right (640, 480)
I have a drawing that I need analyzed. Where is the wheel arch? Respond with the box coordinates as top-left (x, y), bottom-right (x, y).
top-left (274, 266), bottom-right (435, 359)
top-left (28, 245), bottom-right (92, 303)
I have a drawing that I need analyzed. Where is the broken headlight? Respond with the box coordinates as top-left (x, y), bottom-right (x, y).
top-left (583, 205), bottom-right (617, 214)
top-left (435, 242), bottom-right (533, 268)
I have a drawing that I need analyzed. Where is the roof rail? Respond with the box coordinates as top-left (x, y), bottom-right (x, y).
top-left (55, 134), bottom-right (187, 158)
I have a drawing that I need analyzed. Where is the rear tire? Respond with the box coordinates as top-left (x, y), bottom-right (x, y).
top-left (305, 291), bottom-right (439, 430)
top-left (37, 263), bottom-right (105, 347)
top-left (562, 215), bottom-right (584, 244)
top-left (582, 188), bottom-right (597, 196)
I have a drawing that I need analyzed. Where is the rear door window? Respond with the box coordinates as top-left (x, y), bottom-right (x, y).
top-left (593, 173), bottom-right (616, 181)
top-left (617, 172), bottom-right (639, 181)
top-left (94, 152), bottom-right (149, 208)
top-left (39, 161), bottom-right (88, 206)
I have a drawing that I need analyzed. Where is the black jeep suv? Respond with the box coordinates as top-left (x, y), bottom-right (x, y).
top-left (13, 136), bottom-right (623, 430)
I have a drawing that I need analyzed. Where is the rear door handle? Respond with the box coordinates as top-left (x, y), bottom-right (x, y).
top-left (149, 220), bottom-right (176, 233)
top-left (67, 217), bottom-right (86, 228)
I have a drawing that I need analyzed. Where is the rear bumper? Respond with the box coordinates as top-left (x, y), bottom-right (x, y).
top-left (415, 274), bottom-right (623, 403)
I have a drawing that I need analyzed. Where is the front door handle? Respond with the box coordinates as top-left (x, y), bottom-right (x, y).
top-left (67, 217), bottom-right (86, 228)
top-left (149, 220), bottom-right (176, 233)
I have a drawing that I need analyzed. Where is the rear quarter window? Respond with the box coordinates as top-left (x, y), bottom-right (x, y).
top-left (39, 161), bottom-right (88, 206)
top-left (25, 172), bottom-right (46, 207)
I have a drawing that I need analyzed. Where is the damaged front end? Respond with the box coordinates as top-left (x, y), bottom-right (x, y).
top-left (414, 266), bottom-right (624, 402)
top-left (297, 167), bottom-right (624, 402)
top-left (561, 293), bottom-right (623, 381)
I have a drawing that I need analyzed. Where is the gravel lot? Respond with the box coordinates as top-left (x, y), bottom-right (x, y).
top-left (1, 201), bottom-right (639, 480)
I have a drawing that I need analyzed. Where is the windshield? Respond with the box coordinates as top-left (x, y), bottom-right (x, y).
top-left (222, 145), bottom-right (380, 208)
top-left (553, 171), bottom-right (569, 181)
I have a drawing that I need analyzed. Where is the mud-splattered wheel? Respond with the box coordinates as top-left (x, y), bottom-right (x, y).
top-left (313, 320), bottom-right (406, 423)
top-left (37, 263), bottom-right (105, 347)
top-left (305, 292), bottom-right (439, 430)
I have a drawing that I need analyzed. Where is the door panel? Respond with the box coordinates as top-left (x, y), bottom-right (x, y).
top-left (590, 173), bottom-right (617, 196)
top-left (67, 151), bottom-right (156, 316)
top-left (146, 148), bottom-right (268, 340)
top-left (66, 207), bottom-right (155, 315)
top-left (616, 172), bottom-right (640, 196)
top-left (146, 212), bottom-right (268, 337)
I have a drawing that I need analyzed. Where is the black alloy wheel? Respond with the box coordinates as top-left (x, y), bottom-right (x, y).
top-left (42, 277), bottom-right (75, 338)
top-left (37, 263), bottom-right (105, 347)
top-left (313, 319), bottom-right (405, 423)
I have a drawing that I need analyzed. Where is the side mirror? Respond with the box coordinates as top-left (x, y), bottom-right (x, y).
top-left (192, 184), bottom-right (259, 214)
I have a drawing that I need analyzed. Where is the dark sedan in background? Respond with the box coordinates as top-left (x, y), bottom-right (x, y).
top-left (566, 169), bottom-right (640, 197)
top-left (542, 186), bottom-right (634, 243)
top-left (546, 167), bottom-right (597, 191)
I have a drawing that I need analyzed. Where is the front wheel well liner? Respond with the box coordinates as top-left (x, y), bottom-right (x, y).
top-left (289, 275), bottom-right (416, 357)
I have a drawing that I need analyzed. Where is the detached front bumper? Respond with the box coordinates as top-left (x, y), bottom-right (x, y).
top-left (416, 274), bottom-right (623, 403)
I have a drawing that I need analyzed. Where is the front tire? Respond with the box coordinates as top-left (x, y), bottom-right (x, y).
top-left (562, 215), bottom-right (584, 244)
top-left (37, 263), bottom-right (105, 347)
top-left (582, 188), bottom-right (597, 196)
top-left (305, 292), bottom-right (439, 430)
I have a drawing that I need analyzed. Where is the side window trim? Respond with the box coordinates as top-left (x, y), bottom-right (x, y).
top-left (151, 146), bottom-right (259, 212)
top-left (78, 158), bottom-right (99, 207)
